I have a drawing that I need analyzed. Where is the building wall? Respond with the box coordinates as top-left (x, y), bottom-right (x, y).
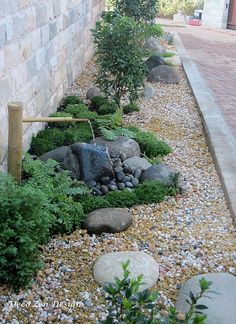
top-left (202, 0), bottom-right (230, 29)
top-left (0, 0), bottom-right (105, 170)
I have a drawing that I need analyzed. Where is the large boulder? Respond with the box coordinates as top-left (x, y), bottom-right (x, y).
top-left (176, 273), bottom-right (236, 324)
top-left (123, 157), bottom-right (152, 171)
top-left (145, 55), bottom-right (166, 72)
top-left (86, 86), bottom-right (101, 100)
top-left (62, 146), bottom-right (80, 179)
top-left (147, 65), bottom-right (180, 84)
top-left (144, 37), bottom-right (166, 55)
top-left (70, 143), bottom-right (114, 181)
top-left (141, 164), bottom-right (177, 186)
top-left (84, 208), bottom-right (132, 234)
top-left (90, 136), bottom-right (141, 159)
top-left (93, 251), bottom-right (159, 291)
top-left (39, 146), bottom-right (68, 163)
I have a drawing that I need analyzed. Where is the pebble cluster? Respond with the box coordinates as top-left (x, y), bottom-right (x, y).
top-left (0, 52), bottom-right (235, 323)
top-left (87, 154), bottom-right (142, 196)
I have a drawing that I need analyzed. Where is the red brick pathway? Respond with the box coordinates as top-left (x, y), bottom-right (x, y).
top-left (162, 20), bottom-right (236, 137)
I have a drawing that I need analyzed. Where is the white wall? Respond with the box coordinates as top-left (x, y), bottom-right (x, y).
top-left (202, 0), bottom-right (230, 29)
top-left (0, 0), bottom-right (105, 170)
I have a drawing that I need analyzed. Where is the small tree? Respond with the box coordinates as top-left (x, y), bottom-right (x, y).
top-left (114, 0), bottom-right (158, 22)
top-left (92, 13), bottom-right (148, 105)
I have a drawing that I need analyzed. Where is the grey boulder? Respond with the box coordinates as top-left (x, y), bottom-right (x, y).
top-left (84, 208), bottom-right (132, 234)
top-left (90, 136), bottom-right (141, 159)
top-left (70, 143), bottom-right (114, 181)
top-left (145, 55), bottom-right (166, 72)
top-left (144, 37), bottom-right (166, 55)
top-left (86, 86), bottom-right (100, 100)
top-left (62, 146), bottom-right (80, 179)
top-left (176, 273), bottom-right (236, 324)
top-left (141, 164), bottom-right (177, 186)
top-left (93, 251), bottom-right (159, 291)
top-left (147, 65), bottom-right (180, 84)
top-left (123, 157), bottom-right (152, 171)
top-left (39, 146), bottom-right (69, 163)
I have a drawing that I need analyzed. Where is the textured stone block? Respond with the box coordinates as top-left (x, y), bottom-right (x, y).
top-left (0, 23), bottom-right (6, 48)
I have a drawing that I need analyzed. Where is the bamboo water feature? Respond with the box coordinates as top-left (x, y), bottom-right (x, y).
top-left (8, 102), bottom-right (94, 183)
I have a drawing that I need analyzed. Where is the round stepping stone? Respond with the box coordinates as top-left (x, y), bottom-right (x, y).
top-left (176, 273), bottom-right (236, 324)
top-left (84, 208), bottom-right (132, 234)
top-left (93, 251), bottom-right (159, 291)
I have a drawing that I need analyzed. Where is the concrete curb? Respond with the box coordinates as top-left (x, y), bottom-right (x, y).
top-left (174, 32), bottom-right (236, 225)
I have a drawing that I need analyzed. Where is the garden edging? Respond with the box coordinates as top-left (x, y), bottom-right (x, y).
top-left (174, 32), bottom-right (236, 226)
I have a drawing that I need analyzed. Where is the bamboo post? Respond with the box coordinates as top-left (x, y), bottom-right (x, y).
top-left (8, 102), bottom-right (23, 183)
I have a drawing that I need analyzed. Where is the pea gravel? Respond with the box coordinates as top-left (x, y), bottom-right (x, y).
top-left (0, 58), bottom-right (235, 324)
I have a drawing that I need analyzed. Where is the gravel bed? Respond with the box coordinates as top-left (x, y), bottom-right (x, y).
top-left (0, 60), bottom-right (235, 323)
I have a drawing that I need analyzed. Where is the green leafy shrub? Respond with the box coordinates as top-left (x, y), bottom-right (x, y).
top-left (99, 127), bottom-right (136, 141)
top-left (23, 156), bottom-right (87, 235)
top-left (123, 103), bottom-right (140, 114)
top-left (80, 180), bottom-right (175, 214)
top-left (30, 123), bottom-right (94, 156)
top-left (50, 111), bottom-right (73, 128)
top-left (114, 0), bottom-right (158, 22)
top-left (96, 107), bottom-right (123, 130)
top-left (99, 261), bottom-right (211, 323)
top-left (90, 96), bottom-right (109, 111)
top-left (65, 104), bottom-right (98, 120)
top-left (127, 126), bottom-right (172, 157)
top-left (99, 101), bottom-right (119, 115)
top-left (62, 95), bottom-right (82, 107)
top-left (92, 14), bottom-right (147, 105)
top-left (0, 172), bottom-right (51, 290)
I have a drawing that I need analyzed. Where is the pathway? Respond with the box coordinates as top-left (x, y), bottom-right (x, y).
top-left (160, 19), bottom-right (236, 138)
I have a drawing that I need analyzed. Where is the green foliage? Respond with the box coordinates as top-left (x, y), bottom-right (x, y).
top-left (123, 103), bottom-right (140, 114)
top-left (80, 180), bottom-right (175, 214)
top-left (50, 111), bottom-right (73, 128)
top-left (23, 155), bottom-right (87, 235)
top-left (100, 127), bottom-right (136, 141)
top-left (99, 261), bottom-right (211, 323)
top-left (30, 123), bottom-right (94, 156)
top-left (0, 172), bottom-right (51, 290)
top-left (127, 126), bottom-right (172, 157)
top-left (158, 0), bottom-right (203, 18)
top-left (65, 104), bottom-right (98, 120)
top-left (92, 14), bottom-right (147, 105)
top-left (96, 107), bottom-right (123, 130)
top-left (161, 51), bottom-right (175, 58)
top-left (62, 95), bottom-right (82, 107)
top-left (99, 102), bottom-right (119, 115)
top-left (90, 96), bottom-right (109, 111)
top-left (114, 0), bottom-right (158, 22)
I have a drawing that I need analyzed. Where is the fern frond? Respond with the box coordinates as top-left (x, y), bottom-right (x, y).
top-left (100, 127), bottom-right (118, 141)
top-left (114, 127), bottom-right (136, 138)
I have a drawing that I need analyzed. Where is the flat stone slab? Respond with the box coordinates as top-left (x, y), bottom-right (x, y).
top-left (176, 273), bottom-right (236, 324)
top-left (123, 156), bottom-right (152, 171)
top-left (93, 251), bottom-right (159, 291)
top-left (84, 208), bottom-right (132, 234)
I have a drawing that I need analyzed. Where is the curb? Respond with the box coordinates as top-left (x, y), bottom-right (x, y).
top-left (174, 32), bottom-right (236, 226)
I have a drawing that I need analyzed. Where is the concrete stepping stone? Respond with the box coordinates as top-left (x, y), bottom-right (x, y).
top-left (176, 273), bottom-right (236, 324)
top-left (93, 251), bottom-right (159, 291)
top-left (84, 208), bottom-right (132, 234)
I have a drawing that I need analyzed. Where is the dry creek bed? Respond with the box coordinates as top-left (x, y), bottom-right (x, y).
top-left (0, 59), bottom-right (236, 323)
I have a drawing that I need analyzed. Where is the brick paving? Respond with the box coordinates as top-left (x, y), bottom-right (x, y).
top-left (161, 20), bottom-right (236, 138)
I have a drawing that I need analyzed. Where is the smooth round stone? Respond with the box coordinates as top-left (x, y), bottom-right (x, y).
top-left (93, 251), bottom-right (159, 291)
top-left (100, 177), bottom-right (110, 185)
top-left (141, 164), bottom-right (177, 186)
top-left (122, 176), bottom-right (131, 182)
top-left (115, 171), bottom-right (125, 181)
top-left (176, 273), bottom-right (236, 324)
top-left (123, 165), bottom-right (134, 174)
top-left (86, 180), bottom-right (97, 189)
top-left (117, 182), bottom-right (126, 190)
top-left (95, 183), bottom-right (101, 190)
top-left (92, 188), bottom-right (102, 196)
top-left (113, 161), bottom-right (122, 168)
top-left (85, 208), bottom-right (132, 234)
top-left (114, 167), bottom-right (123, 173)
top-left (125, 182), bottom-right (133, 188)
top-left (108, 184), bottom-right (118, 191)
top-left (109, 180), bottom-right (117, 186)
top-left (123, 157), bottom-right (152, 171)
top-left (131, 178), bottom-right (139, 187)
top-left (125, 188), bottom-right (132, 192)
top-left (100, 185), bottom-right (109, 195)
top-left (134, 168), bottom-right (142, 179)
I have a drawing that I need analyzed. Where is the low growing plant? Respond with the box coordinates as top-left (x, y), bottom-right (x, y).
top-left (0, 172), bottom-right (51, 290)
top-left (62, 95), bottom-right (83, 107)
top-left (123, 103), bottom-right (140, 114)
top-left (65, 103), bottom-right (98, 120)
top-left (99, 261), bottom-right (212, 323)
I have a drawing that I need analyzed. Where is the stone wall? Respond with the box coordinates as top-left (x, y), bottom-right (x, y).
top-left (202, 0), bottom-right (230, 29)
top-left (0, 0), bottom-right (105, 170)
